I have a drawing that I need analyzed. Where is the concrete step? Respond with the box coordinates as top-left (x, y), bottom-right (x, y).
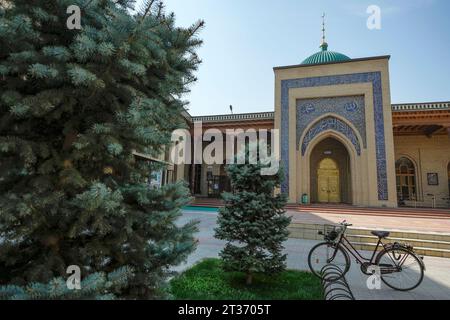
top-left (344, 241), bottom-right (450, 259)
top-left (289, 222), bottom-right (450, 242)
top-left (287, 204), bottom-right (450, 214)
top-left (285, 205), bottom-right (450, 219)
top-left (288, 222), bottom-right (450, 258)
top-left (346, 227), bottom-right (450, 242)
top-left (190, 199), bottom-right (224, 208)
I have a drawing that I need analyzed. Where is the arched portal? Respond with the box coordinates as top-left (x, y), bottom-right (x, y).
top-left (310, 137), bottom-right (352, 204)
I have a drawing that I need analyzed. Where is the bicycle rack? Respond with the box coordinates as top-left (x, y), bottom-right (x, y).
top-left (321, 264), bottom-right (355, 301)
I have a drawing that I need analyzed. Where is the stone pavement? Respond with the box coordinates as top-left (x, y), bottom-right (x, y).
top-left (175, 209), bottom-right (450, 300)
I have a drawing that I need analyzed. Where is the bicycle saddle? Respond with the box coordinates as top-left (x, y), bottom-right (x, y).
top-left (371, 231), bottom-right (390, 238)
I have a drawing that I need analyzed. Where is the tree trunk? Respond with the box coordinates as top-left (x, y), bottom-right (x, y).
top-left (246, 272), bottom-right (253, 285)
top-left (63, 130), bottom-right (78, 150)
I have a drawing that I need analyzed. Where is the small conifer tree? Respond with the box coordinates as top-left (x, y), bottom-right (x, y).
top-left (215, 144), bottom-right (291, 285)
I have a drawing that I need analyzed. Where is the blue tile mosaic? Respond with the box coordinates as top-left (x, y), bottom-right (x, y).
top-left (280, 72), bottom-right (388, 201)
top-left (296, 96), bottom-right (366, 149)
top-left (300, 116), bottom-right (361, 156)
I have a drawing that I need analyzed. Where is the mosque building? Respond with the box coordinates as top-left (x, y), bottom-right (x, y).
top-left (150, 19), bottom-right (450, 209)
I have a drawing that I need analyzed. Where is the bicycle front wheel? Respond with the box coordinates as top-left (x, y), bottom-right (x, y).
top-left (376, 247), bottom-right (424, 291)
top-left (308, 242), bottom-right (350, 281)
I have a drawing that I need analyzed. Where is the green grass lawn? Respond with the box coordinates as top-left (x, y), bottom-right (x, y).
top-left (169, 258), bottom-right (323, 300)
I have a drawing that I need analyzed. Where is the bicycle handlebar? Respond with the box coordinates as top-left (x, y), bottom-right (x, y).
top-left (340, 220), bottom-right (353, 227)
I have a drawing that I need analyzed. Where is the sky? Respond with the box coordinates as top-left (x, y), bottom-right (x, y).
top-left (136, 0), bottom-right (450, 116)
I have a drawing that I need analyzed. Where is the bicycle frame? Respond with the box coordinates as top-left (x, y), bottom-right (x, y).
top-left (332, 232), bottom-right (389, 265)
top-left (323, 223), bottom-right (420, 274)
top-left (314, 222), bottom-right (426, 291)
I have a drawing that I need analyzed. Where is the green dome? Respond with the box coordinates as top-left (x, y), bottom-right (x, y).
top-left (302, 43), bottom-right (351, 65)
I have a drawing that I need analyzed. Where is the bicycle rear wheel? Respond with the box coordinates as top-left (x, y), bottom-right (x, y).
top-left (376, 247), bottom-right (424, 291)
top-left (308, 242), bottom-right (350, 281)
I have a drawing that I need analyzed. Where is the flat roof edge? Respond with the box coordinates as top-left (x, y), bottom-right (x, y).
top-left (273, 55), bottom-right (391, 71)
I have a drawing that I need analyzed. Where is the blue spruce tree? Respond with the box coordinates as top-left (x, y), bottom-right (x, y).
top-left (215, 143), bottom-right (291, 285)
top-left (0, 0), bottom-right (202, 298)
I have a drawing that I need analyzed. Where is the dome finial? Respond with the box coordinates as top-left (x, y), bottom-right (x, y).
top-left (320, 12), bottom-right (328, 51)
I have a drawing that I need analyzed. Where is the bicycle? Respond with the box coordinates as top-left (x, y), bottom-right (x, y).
top-left (307, 220), bottom-right (426, 291)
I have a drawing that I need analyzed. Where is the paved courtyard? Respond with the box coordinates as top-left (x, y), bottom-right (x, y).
top-left (287, 209), bottom-right (450, 234)
top-left (175, 209), bottom-right (450, 300)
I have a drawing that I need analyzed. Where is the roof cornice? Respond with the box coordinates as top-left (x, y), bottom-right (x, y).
top-left (192, 112), bottom-right (274, 123)
top-left (273, 55), bottom-right (391, 71)
top-left (392, 101), bottom-right (450, 112)
top-left (188, 101), bottom-right (450, 123)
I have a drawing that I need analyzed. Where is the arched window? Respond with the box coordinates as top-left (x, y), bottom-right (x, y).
top-left (396, 157), bottom-right (417, 201)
